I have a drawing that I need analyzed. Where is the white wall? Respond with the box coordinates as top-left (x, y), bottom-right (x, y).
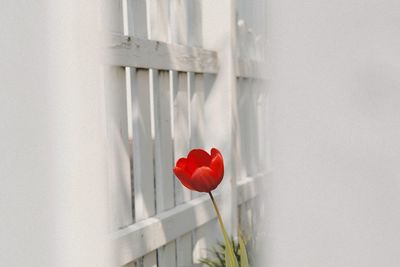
top-left (264, 0), bottom-right (400, 266)
top-left (0, 1), bottom-right (111, 266)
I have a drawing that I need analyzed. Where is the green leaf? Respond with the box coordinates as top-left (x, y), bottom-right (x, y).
top-left (199, 258), bottom-right (221, 267)
top-left (222, 232), bottom-right (239, 267)
top-left (239, 234), bottom-right (250, 267)
top-left (208, 192), bottom-right (239, 267)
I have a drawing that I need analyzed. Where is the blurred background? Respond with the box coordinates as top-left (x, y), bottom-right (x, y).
top-left (264, 0), bottom-right (400, 266)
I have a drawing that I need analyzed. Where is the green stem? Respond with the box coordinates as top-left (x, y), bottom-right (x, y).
top-left (208, 191), bottom-right (238, 267)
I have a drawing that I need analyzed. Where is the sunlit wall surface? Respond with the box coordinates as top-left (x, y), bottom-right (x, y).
top-left (0, 1), bottom-right (110, 266)
top-left (263, 0), bottom-right (400, 266)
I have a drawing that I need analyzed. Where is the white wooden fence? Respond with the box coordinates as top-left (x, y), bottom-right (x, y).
top-left (103, 0), bottom-right (267, 266)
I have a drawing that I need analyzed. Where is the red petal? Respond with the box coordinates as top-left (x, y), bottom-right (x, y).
top-left (211, 148), bottom-right (221, 158)
top-left (176, 158), bottom-right (187, 168)
top-left (186, 149), bottom-right (212, 174)
top-left (173, 167), bottom-right (194, 190)
top-left (210, 148), bottom-right (224, 182)
top-left (190, 166), bottom-right (219, 192)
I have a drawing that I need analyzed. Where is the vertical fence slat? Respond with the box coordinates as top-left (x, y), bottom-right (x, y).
top-left (157, 241), bottom-right (176, 267)
top-left (170, 0), bottom-right (190, 207)
top-left (131, 68), bottom-right (158, 267)
top-left (255, 83), bottom-right (264, 173)
top-left (170, 0), bottom-right (191, 204)
top-left (247, 79), bottom-right (259, 175)
top-left (126, 0), bottom-right (156, 224)
top-left (127, 1), bottom-right (157, 265)
top-left (176, 232), bottom-right (192, 267)
top-left (142, 252), bottom-right (157, 267)
top-left (236, 77), bottom-right (247, 180)
top-left (173, 71), bottom-right (191, 205)
top-left (187, 0), bottom-right (203, 47)
top-left (147, 0), bottom-right (170, 42)
top-left (237, 77), bottom-right (249, 178)
top-left (131, 68), bottom-right (155, 221)
top-left (127, 0), bottom-right (147, 38)
top-left (192, 219), bottom-right (219, 264)
top-left (172, 70), bottom-right (192, 266)
top-left (147, 1), bottom-right (177, 265)
top-left (152, 69), bottom-right (177, 266)
top-left (186, 3), bottom-right (218, 263)
top-left (189, 73), bottom-right (205, 200)
top-left (170, 0), bottom-right (188, 45)
top-left (152, 69), bottom-right (175, 213)
top-left (105, 66), bottom-right (134, 231)
top-left (105, 0), bottom-right (133, 232)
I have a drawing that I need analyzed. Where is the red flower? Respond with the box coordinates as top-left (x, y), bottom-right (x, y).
top-left (173, 148), bottom-right (224, 192)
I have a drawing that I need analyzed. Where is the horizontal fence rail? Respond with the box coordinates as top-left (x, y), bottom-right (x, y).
top-left (235, 58), bottom-right (266, 79)
top-left (106, 34), bottom-right (219, 73)
top-left (112, 174), bottom-right (263, 266)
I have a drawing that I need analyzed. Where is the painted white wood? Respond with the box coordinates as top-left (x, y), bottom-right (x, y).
top-left (169, 2), bottom-right (196, 264)
top-left (236, 175), bottom-right (263, 207)
top-left (192, 219), bottom-right (220, 264)
top-left (158, 241), bottom-right (177, 267)
top-left (170, 0), bottom-right (188, 45)
top-left (152, 70), bottom-right (175, 212)
top-left (261, 83), bottom-right (271, 173)
top-left (201, 0), bottom-right (239, 237)
top-left (102, 1), bottom-right (267, 265)
top-left (193, 76), bottom-right (205, 201)
top-left (170, 0), bottom-right (191, 204)
top-left (104, 0), bottom-right (133, 232)
top-left (237, 77), bottom-right (251, 177)
top-left (106, 34), bottom-right (218, 74)
top-left (122, 261), bottom-right (136, 267)
top-left (239, 201), bottom-right (251, 240)
top-left (126, 0), bottom-right (147, 39)
top-left (255, 83), bottom-right (266, 173)
top-left (189, 73), bottom-right (206, 200)
top-left (113, 193), bottom-right (215, 266)
top-left (187, 1), bottom-right (205, 200)
top-left (142, 251), bottom-right (157, 267)
top-left (248, 79), bottom-right (259, 176)
top-left (105, 66), bottom-right (134, 230)
top-left (248, 80), bottom-right (260, 175)
top-left (238, 78), bottom-right (262, 176)
top-left (130, 67), bottom-right (157, 267)
top-left (235, 58), bottom-right (265, 79)
top-left (147, 0), bottom-right (169, 42)
top-left (153, 72), bottom-right (176, 265)
top-left (147, 2), bottom-right (177, 264)
top-left (173, 71), bottom-right (192, 205)
top-left (187, 0), bottom-right (203, 47)
top-left (103, 0), bottom-right (123, 34)
top-left (125, 1), bottom-right (158, 265)
top-left (236, 77), bottom-right (244, 178)
top-left (236, 19), bottom-right (248, 59)
top-left (247, 28), bottom-right (257, 61)
top-left (149, 3), bottom-right (176, 267)
top-left (111, 175), bottom-right (261, 265)
top-left (130, 67), bottom-right (155, 221)
top-left (176, 232), bottom-right (193, 267)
